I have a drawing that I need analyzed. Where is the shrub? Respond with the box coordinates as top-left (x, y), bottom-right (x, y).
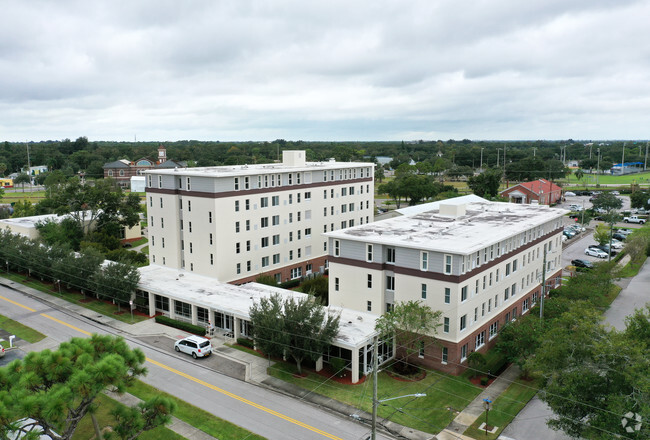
top-left (255, 275), bottom-right (277, 286)
top-left (467, 352), bottom-right (487, 379)
top-left (237, 337), bottom-right (254, 349)
top-left (279, 279), bottom-right (301, 289)
top-left (480, 376), bottom-right (489, 386)
top-left (329, 357), bottom-right (347, 377)
top-left (154, 315), bottom-right (206, 335)
top-left (485, 350), bottom-right (508, 377)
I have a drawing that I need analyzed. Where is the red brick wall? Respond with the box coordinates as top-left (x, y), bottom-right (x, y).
top-left (230, 255), bottom-right (329, 285)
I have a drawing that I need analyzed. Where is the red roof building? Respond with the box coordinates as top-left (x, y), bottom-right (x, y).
top-left (500, 179), bottom-right (562, 205)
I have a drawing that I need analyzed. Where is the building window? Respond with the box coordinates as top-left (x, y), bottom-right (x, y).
top-left (418, 341), bottom-right (425, 358)
top-left (443, 317), bottom-right (449, 333)
top-left (504, 287), bottom-right (510, 300)
top-left (421, 283), bottom-right (427, 299)
top-left (461, 344), bottom-right (468, 362)
top-left (506, 263), bottom-right (511, 276)
top-left (305, 191), bottom-right (311, 201)
top-left (367, 274), bottom-right (372, 288)
top-left (262, 256), bottom-right (269, 267)
top-left (209, 233), bottom-right (213, 245)
top-left (461, 286), bottom-right (468, 302)
top-left (273, 253), bottom-right (280, 264)
top-left (261, 237), bottom-right (269, 248)
top-left (444, 255), bottom-right (452, 274)
top-left (291, 267), bottom-right (302, 279)
top-left (234, 177), bottom-right (239, 190)
top-left (442, 347), bottom-right (448, 364)
top-left (210, 253), bottom-right (214, 265)
top-left (245, 199), bottom-right (250, 210)
top-left (246, 220), bottom-right (250, 231)
top-left (305, 228), bottom-right (311, 238)
top-left (489, 322), bottom-right (499, 339)
top-left (273, 235), bottom-right (280, 245)
top-left (386, 276), bottom-right (395, 291)
top-left (235, 222), bottom-right (240, 233)
top-left (367, 300), bottom-right (372, 312)
top-left (460, 315), bottom-right (467, 331)
top-left (261, 197), bottom-right (268, 208)
top-left (235, 200), bottom-right (239, 212)
top-left (421, 251), bottom-right (428, 271)
top-left (444, 287), bottom-right (450, 304)
top-left (272, 195), bottom-right (279, 206)
top-left (246, 240), bottom-right (251, 251)
top-left (334, 240), bottom-right (340, 257)
top-left (236, 263), bottom-right (241, 274)
top-left (261, 217), bottom-right (269, 228)
top-left (386, 247), bottom-right (396, 264)
top-left (244, 176), bottom-right (250, 189)
top-left (523, 298), bottom-right (530, 312)
top-left (236, 243), bottom-right (241, 254)
top-left (186, 177), bottom-right (191, 191)
top-left (475, 331), bottom-right (486, 349)
top-left (247, 261), bottom-right (251, 272)
top-left (512, 259), bottom-right (518, 272)
top-left (366, 244), bottom-right (373, 262)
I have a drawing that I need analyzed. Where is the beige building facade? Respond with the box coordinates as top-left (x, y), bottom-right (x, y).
top-left (145, 151), bottom-right (374, 283)
top-left (325, 197), bottom-right (566, 374)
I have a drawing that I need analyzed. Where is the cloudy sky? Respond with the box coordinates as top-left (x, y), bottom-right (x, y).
top-left (2, 0), bottom-right (649, 142)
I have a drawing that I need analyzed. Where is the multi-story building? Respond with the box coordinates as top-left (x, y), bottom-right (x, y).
top-left (145, 151), bottom-right (374, 284)
top-left (325, 197), bottom-right (566, 374)
top-left (103, 146), bottom-right (186, 188)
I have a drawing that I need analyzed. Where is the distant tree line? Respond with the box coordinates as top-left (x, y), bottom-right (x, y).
top-left (0, 137), bottom-right (645, 180)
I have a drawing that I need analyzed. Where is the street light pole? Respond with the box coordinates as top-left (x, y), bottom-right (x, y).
top-left (480, 148), bottom-right (484, 171)
top-left (371, 334), bottom-right (425, 440)
top-left (597, 148), bottom-right (600, 185)
top-left (497, 148), bottom-right (501, 167)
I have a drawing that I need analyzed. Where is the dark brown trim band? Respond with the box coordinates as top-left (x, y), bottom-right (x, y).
top-left (330, 226), bottom-right (563, 283)
top-left (146, 177), bottom-right (373, 199)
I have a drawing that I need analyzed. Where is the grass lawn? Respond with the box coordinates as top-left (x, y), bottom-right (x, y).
top-left (463, 379), bottom-right (540, 440)
top-left (561, 171), bottom-right (650, 186)
top-left (127, 380), bottom-right (266, 440)
top-left (1, 273), bottom-right (150, 324)
top-left (141, 245), bottom-right (149, 255)
top-left (617, 254), bottom-right (647, 278)
top-left (72, 394), bottom-right (184, 440)
top-left (268, 361), bottom-right (482, 434)
top-left (130, 237), bottom-right (148, 247)
top-left (0, 314), bottom-right (46, 343)
top-left (1, 190), bottom-right (47, 202)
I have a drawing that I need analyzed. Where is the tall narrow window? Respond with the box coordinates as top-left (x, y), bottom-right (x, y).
top-left (421, 251), bottom-right (428, 271)
top-left (444, 255), bottom-right (452, 275)
top-left (421, 284), bottom-right (427, 299)
top-left (444, 288), bottom-right (450, 304)
top-left (334, 240), bottom-right (340, 257)
top-left (366, 244), bottom-right (373, 262)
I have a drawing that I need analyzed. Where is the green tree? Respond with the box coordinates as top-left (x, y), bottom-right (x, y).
top-left (92, 260), bottom-right (140, 307)
top-left (375, 300), bottom-right (442, 374)
top-left (574, 169), bottom-right (584, 182)
top-left (36, 217), bottom-right (84, 249)
top-left (11, 199), bottom-right (35, 218)
top-left (495, 316), bottom-right (542, 378)
top-left (298, 275), bottom-right (329, 305)
top-left (377, 180), bottom-right (404, 208)
top-left (0, 334), bottom-right (176, 440)
top-left (630, 190), bottom-right (650, 210)
top-left (13, 172), bottom-right (31, 193)
top-left (468, 168), bottom-right (502, 198)
top-left (593, 223), bottom-right (611, 246)
top-left (46, 177), bottom-right (141, 237)
top-left (249, 294), bottom-right (340, 374)
top-left (532, 308), bottom-right (649, 439)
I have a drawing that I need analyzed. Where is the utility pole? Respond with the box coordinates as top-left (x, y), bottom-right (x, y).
top-left (371, 335), bottom-right (379, 440)
top-left (622, 142), bottom-right (626, 175)
top-left (597, 148), bottom-right (601, 185)
top-left (645, 142), bottom-right (648, 171)
top-left (540, 245), bottom-right (547, 323)
top-left (497, 148), bottom-right (501, 167)
top-left (532, 147), bottom-right (537, 157)
top-left (480, 148), bottom-right (484, 171)
top-left (503, 144), bottom-right (506, 175)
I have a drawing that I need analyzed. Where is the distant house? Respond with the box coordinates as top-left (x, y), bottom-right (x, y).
top-left (103, 146), bottom-right (186, 188)
top-left (500, 179), bottom-right (562, 205)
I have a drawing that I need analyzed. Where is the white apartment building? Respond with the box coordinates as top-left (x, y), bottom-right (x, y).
top-left (325, 197), bottom-right (566, 374)
top-left (145, 151), bottom-right (374, 284)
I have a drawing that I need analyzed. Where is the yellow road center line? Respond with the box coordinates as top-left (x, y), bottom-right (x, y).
top-left (0, 295), bottom-right (37, 312)
top-left (0, 294), bottom-right (342, 439)
top-left (40, 313), bottom-right (92, 336)
top-left (147, 358), bottom-right (344, 440)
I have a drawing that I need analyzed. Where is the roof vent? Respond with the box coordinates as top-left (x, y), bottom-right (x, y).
top-left (357, 316), bottom-right (363, 321)
top-left (440, 203), bottom-right (467, 218)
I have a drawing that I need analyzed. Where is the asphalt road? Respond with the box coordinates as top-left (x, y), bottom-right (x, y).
top-left (0, 286), bottom-right (393, 440)
top-left (499, 226), bottom-right (650, 440)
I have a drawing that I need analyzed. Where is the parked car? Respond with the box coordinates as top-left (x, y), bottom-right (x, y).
top-left (611, 191), bottom-right (620, 195)
top-left (585, 247), bottom-right (608, 258)
top-left (564, 191), bottom-right (576, 197)
top-left (589, 244), bottom-right (618, 256)
top-left (174, 335), bottom-right (212, 359)
top-left (610, 240), bottom-right (623, 250)
top-left (571, 259), bottom-right (594, 269)
top-left (563, 229), bottom-right (575, 238)
top-left (0, 343), bottom-right (4, 358)
top-left (612, 233), bottom-right (627, 241)
top-left (616, 229), bottom-right (633, 236)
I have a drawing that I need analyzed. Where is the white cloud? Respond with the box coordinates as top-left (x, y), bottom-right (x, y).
top-left (1, 0), bottom-right (649, 141)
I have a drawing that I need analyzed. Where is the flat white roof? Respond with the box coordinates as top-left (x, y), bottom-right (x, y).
top-left (326, 199), bottom-right (568, 255)
top-left (395, 194), bottom-right (488, 216)
top-left (138, 265), bottom-right (378, 348)
top-left (144, 160), bottom-right (374, 178)
top-left (0, 213), bottom-right (70, 230)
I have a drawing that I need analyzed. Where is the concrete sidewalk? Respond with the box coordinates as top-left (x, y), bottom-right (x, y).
top-left (443, 364), bottom-right (522, 437)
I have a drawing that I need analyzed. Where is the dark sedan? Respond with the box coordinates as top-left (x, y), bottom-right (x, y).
top-left (571, 259), bottom-right (594, 270)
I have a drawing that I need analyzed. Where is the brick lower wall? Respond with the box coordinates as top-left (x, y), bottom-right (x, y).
top-left (402, 269), bottom-right (562, 376)
top-left (230, 255), bottom-right (329, 285)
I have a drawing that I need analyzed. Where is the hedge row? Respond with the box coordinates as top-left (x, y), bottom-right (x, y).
top-left (155, 315), bottom-right (206, 335)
